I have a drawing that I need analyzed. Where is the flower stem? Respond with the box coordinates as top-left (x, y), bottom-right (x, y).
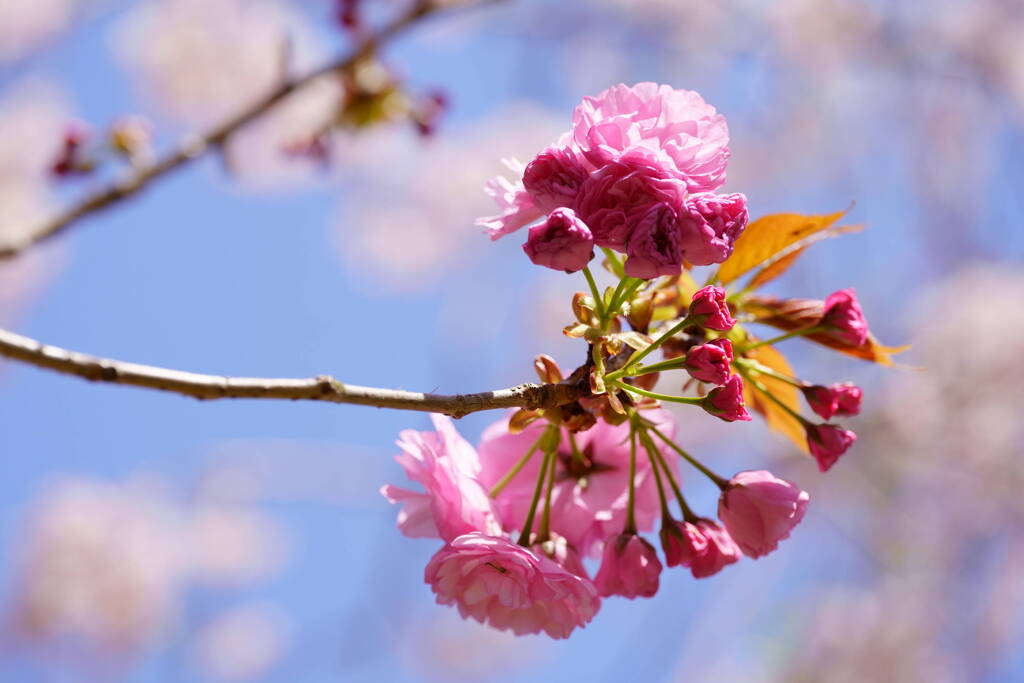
top-left (636, 422), bottom-right (670, 520)
top-left (517, 445), bottom-right (556, 546)
top-left (625, 420), bottom-right (638, 534)
top-left (738, 325), bottom-right (825, 353)
top-left (568, 431), bottom-right (585, 468)
top-left (606, 315), bottom-right (696, 380)
top-left (648, 425), bottom-right (729, 490)
top-left (601, 247), bottom-right (624, 278)
top-left (488, 431), bottom-right (544, 498)
top-left (619, 356), bottom-right (688, 378)
top-left (582, 266), bottom-right (607, 322)
top-left (736, 365), bottom-right (811, 426)
top-left (537, 440), bottom-right (558, 544)
top-left (608, 277), bottom-right (646, 316)
top-left (735, 358), bottom-right (805, 387)
top-left (610, 380), bottom-right (703, 406)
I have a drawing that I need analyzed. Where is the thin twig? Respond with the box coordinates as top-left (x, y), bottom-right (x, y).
top-left (0, 0), bottom-right (460, 261)
top-left (0, 326), bottom-right (584, 418)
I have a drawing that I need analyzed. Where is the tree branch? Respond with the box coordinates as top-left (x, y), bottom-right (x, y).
top-left (0, 327), bottom-right (585, 418)
top-left (0, 0), bottom-right (462, 261)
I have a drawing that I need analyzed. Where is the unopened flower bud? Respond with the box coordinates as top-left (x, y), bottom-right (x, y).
top-left (684, 338), bottom-right (733, 386)
top-left (805, 423), bottom-right (856, 472)
top-left (522, 208), bottom-right (595, 273)
top-left (688, 286), bottom-right (735, 331)
top-left (718, 470), bottom-right (809, 558)
top-left (701, 375), bottom-right (751, 422)
top-left (659, 519), bottom-right (707, 568)
top-left (593, 533), bottom-right (661, 599)
top-left (820, 288), bottom-right (869, 346)
top-left (802, 382), bottom-right (862, 421)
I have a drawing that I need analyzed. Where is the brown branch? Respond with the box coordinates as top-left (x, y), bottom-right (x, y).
top-left (0, 0), bottom-right (464, 261)
top-left (0, 327), bottom-right (585, 418)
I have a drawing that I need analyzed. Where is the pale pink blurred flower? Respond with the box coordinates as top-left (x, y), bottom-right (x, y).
top-left (193, 602), bottom-right (290, 681)
top-left (425, 532), bottom-right (600, 639)
top-left (477, 408), bottom-right (679, 558)
top-left (805, 423), bottom-right (856, 472)
top-left (522, 207), bottom-right (594, 273)
top-left (677, 192), bottom-right (748, 266)
top-left (702, 375), bottom-right (751, 422)
top-left (572, 82), bottom-right (730, 193)
top-left (593, 533), bottom-right (662, 599)
top-left (10, 478), bottom-right (185, 649)
top-left (684, 338), bottom-right (734, 386)
top-left (821, 288), bottom-right (869, 346)
top-left (718, 470), bottom-right (809, 558)
top-left (0, 0), bottom-right (84, 64)
top-left (688, 285), bottom-right (735, 331)
top-left (184, 505), bottom-right (288, 586)
top-left (381, 414), bottom-right (501, 542)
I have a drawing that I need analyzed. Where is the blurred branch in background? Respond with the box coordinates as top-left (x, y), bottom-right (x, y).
top-left (0, 326), bottom-right (583, 417)
top-left (0, 0), bottom-right (491, 261)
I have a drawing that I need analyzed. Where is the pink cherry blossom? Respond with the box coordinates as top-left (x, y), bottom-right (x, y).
top-left (806, 423), bottom-right (857, 472)
top-left (476, 408), bottom-right (679, 558)
top-left (522, 146), bottom-right (590, 213)
top-left (381, 415), bottom-right (500, 542)
top-left (425, 532), bottom-right (600, 639)
top-left (623, 202), bottom-right (683, 279)
top-left (718, 470), bottom-right (810, 558)
top-left (689, 285), bottom-right (735, 331)
top-left (571, 82), bottom-right (730, 193)
top-left (803, 382), bottom-right (863, 421)
top-left (684, 338), bottom-right (734, 385)
top-left (477, 158), bottom-right (546, 240)
top-left (689, 520), bottom-right (742, 578)
top-left (821, 288), bottom-right (870, 346)
top-left (702, 375), bottom-right (752, 422)
top-left (677, 192), bottom-right (749, 266)
top-left (593, 533), bottom-right (662, 599)
top-left (522, 208), bottom-right (595, 273)
top-left (659, 519), bottom-right (708, 568)
top-left (574, 152), bottom-right (687, 251)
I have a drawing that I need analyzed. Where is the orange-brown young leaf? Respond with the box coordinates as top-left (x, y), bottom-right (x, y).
top-left (716, 209), bottom-right (848, 284)
top-left (742, 223), bottom-right (864, 292)
top-left (741, 344), bottom-right (809, 454)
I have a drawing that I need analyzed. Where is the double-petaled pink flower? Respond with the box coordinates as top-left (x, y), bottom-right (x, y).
top-left (702, 375), bottom-right (751, 422)
top-left (678, 192), bottom-right (749, 266)
top-left (522, 208), bottom-right (594, 273)
top-left (718, 471), bottom-right (809, 558)
top-left (684, 338), bottom-right (734, 385)
top-left (522, 145), bottom-right (590, 213)
top-left (805, 423), bottom-right (857, 472)
top-left (803, 382), bottom-right (863, 421)
top-left (593, 533), bottom-right (662, 599)
top-left (425, 533), bottom-right (600, 639)
top-left (821, 289), bottom-right (870, 346)
top-left (571, 82), bottom-right (730, 193)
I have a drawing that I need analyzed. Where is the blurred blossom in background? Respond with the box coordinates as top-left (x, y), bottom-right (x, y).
top-left (0, 0), bottom-right (1022, 680)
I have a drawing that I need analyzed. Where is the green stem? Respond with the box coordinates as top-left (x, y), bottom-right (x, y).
top-left (610, 380), bottom-right (702, 406)
top-left (568, 431), bottom-right (585, 468)
top-left (735, 358), bottom-right (805, 388)
top-left (649, 425), bottom-right (729, 490)
top-left (488, 432), bottom-right (544, 498)
top-left (639, 425), bottom-right (699, 522)
top-left (582, 266), bottom-right (607, 322)
top-left (517, 446), bottom-right (555, 546)
top-left (608, 277), bottom-right (646, 316)
top-left (736, 366), bottom-right (811, 426)
top-left (637, 424), bottom-right (670, 521)
top-left (625, 420), bottom-right (638, 533)
top-left (618, 356), bottom-right (688, 378)
top-left (601, 247), bottom-right (624, 278)
top-left (537, 441), bottom-right (558, 543)
top-left (738, 325), bottom-right (825, 353)
top-left (606, 315), bottom-right (696, 380)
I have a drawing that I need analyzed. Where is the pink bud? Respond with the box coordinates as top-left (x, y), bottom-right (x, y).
top-left (689, 286), bottom-right (735, 331)
top-left (677, 192), bottom-right (749, 266)
top-left (659, 520), bottom-right (708, 568)
top-left (805, 423), bottom-right (857, 472)
top-left (689, 521), bottom-right (741, 578)
top-left (702, 375), bottom-right (752, 422)
top-left (684, 338), bottom-right (733, 385)
top-left (593, 533), bottom-right (662, 599)
top-left (821, 288), bottom-right (869, 346)
top-left (522, 208), bottom-right (595, 273)
top-left (522, 147), bottom-right (589, 213)
top-left (718, 470), bottom-right (809, 558)
top-left (802, 382), bottom-right (863, 421)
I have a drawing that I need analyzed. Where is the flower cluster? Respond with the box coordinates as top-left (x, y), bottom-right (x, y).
top-left (384, 83), bottom-right (897, 639)
top-left (478, 83), bottom-right (748, 277)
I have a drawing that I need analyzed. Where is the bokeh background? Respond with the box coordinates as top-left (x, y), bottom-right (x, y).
top-left (1, 0), bottom-right (1023, 681)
